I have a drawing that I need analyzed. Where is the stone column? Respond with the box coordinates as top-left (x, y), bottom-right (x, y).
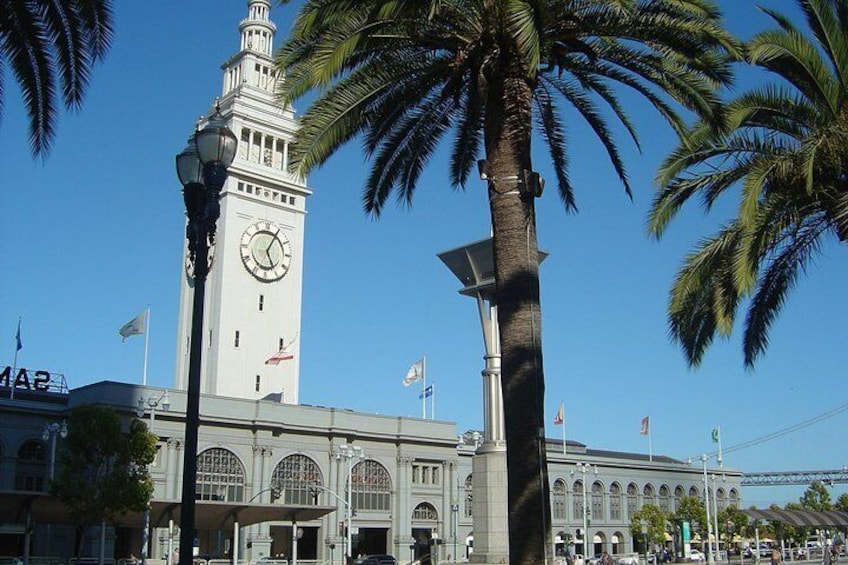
top-left (393, 456), bottom-right (414, 561)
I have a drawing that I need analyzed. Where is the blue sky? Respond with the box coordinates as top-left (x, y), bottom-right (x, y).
top-left (1, 1), bottom-right (845, 508)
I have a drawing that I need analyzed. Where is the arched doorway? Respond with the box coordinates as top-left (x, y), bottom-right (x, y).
top-left (411, 502), bottom-right (438, 565)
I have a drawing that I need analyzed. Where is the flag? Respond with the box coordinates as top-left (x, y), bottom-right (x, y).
top-left (15, 319), bottom-right (22, 351)
top-left (119, 310), bottom-right (147, 341)
top-left (712, 426), bottom-right (720, 443)
top-left (553, 404), bottom-right (564, 426)
top-left (403, 359), bottom-right (424, 386)
top-left (265, 348), bottom-right (294, 365)
top-left (419, 385), bottom-right (433, 399)
top-left (640, 416), bottom-right (650, 436)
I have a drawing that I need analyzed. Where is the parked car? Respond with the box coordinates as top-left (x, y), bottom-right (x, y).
top-left (352, 555), bottom-right (397, 565)
top-left (688, 550), bottom-right (705, 562)
top-left (616, 553), bottom-right (640, 565)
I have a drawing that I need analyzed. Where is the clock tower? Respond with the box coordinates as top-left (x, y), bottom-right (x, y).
top-left (175, 0), bottom-right (310, 403)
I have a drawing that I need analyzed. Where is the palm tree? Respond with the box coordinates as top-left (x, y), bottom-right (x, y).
top-left (0, 0), bottom-right (113, 158)
top-left (649, 0), bottom-right (847, 368)
top-left (276, 1), bottom-right (737, 562)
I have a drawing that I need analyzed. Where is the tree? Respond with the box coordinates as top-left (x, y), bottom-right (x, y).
top-left (717, 504), bottom-right (748, 548)
top-left (0, 0), bottom-right (113, 158)
top-left (835, 493), bottom-right (848, 512)
top-left (800, 481), bottom-right (833, 511)
top-left (648, 0), bottom-right (848, 368)
top-left (672, 496), bottom-right (708, 535)
top-left (275, 2), bottom-right (737, 563)
top-left (631, 504), bottom-right (669, 551)
top-left (51, 405), bottom-right (157, 556)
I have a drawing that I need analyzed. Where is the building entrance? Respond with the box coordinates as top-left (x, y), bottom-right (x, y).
top-left (353, 527), bottom-right (390, 558)
top-left (269, 525), bottom-right (320, 559)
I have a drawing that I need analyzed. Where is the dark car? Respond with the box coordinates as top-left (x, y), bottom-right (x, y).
top-left (352, 555), bottom-right (397, 565)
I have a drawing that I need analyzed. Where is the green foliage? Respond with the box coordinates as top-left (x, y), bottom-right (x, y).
top-left (717, 504), bottom-right (749, 541)
top-left (835, 493), bottom-right (848, 512)
top-left (631, 504), bottom-right (670, 547)
top-left (672, 496), bottom-right (708, 534)
top-left (0, 0), bottom-right (114, 158)
top-left (800, 481), bottom-right (833, 511)
top-left (51, 406), bottom-right (157, 541)
top-left (649, 0), bottom-right (848, 368)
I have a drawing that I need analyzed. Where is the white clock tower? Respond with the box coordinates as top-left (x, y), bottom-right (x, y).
top-left (175, 0), bottom-right (310, 403)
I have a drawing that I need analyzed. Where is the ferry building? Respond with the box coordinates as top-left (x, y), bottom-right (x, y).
top-left (0, 2), bottom-right (741, 563)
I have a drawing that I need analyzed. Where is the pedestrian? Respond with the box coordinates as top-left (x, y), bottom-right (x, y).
top-left (601, 552), bottom-right (613, 565)
top-left (771, 548), bottom-right (782, 565)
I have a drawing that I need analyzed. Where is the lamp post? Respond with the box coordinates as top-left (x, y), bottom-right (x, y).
top-left (711, 474), bottom-right (722, 563)
top-left (700, 455), bottom-right (715, 565)
top-left (175, 106), bottom-right (237, 565)
top-left (641, 521), bottom-right (649, 565)
top-left (334, 445), bottom-right (365, 565)
top-left (137, 390), bottom-right (171, 430)
top-left (573, 462), bottom-right (597, 558)
top-left (42, 420), bottom-right (68, 481)
top-left (136, 390), bottom-right (170, 565)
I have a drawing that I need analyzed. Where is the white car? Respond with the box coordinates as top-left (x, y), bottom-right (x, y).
top-left (688, 550), bottom-right (705, 562)
top-left (616, 553), bottom-right (640, 565)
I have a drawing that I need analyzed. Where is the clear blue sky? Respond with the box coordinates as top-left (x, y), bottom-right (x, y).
top-left (1, 0), bottom-right (845, 508)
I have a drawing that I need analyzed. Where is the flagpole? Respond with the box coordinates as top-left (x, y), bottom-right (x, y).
top-left (421, 356), bottom-right (427, 419)
top-left (430, 383), bottom-right (435, 420)
top-left (648, 419), bottom-right (653, 462)
top-left (142, 307), bottom-right (150, 386)
top-left (562, 403), bottom-right (566, 455)
top-left (716, 425), bottom-right (723, 467)
top-left (10, 317), bottom-right (21, 400)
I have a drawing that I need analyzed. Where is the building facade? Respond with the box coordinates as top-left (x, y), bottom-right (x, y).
top-left (0, 377), bottom-right (741, 563)
top-left (0, 2), bottom-right (741, 563)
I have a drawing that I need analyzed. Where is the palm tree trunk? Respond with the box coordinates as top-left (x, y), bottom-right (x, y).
top-left (485, 67), bottom-right (553, 565)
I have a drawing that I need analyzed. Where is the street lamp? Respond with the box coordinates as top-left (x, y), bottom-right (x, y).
top-left (334, 444), bottom-right (365, 564)
top-left (572, 462), bottom-right (597, 558)
top-left (42, 420), bottom-right (68, 481)
top-left (699, 455), bottom-right (715, 565)
top-left (137, 390), bottom-right (171, 429)
top-left (136, 390), bottom-right (170, 565)
top-left (175, 105), bottom-right (237, 565)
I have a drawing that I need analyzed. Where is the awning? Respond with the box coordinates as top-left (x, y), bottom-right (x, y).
top-left (1, 491), bottom-right (336, 530)
top-left (740, 509), bottom-right (848, 528)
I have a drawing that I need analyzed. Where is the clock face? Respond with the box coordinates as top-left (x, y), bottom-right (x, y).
top-left (240, 221), bottom-right (292, 282)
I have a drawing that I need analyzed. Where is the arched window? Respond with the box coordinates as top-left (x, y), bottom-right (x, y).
top-left (674, 485), bottom-right (685, 512)
top-left (643, 484), bottom-right (656, 507)
top-left (15, 440), bottom-right (47, 491)
top-left (659, 485), bottom-right (670, 513)
top-left (609, 483), bottom-right (622, 520)
top-left (351, 459), bottom-right (391, 512)
top-left (626, 483), bottom-right (638, 519)
top-left (196, 448), bottom-right (245, 502)
top-left (412, 502), bottom-right (439, 521)
top-left (573, 480), bottom-right (585, 519)
top-left (272, 454), bottom-right (323, 505)
top-left (591, 481), bottom-right (604, 521)
top-left (689, 486), bottom-right (699, 498)
top-left (716, 488), bottom-right (726, 512)
top-left (728, 489), bottom-right (739, 508)
top-left (553, 479), bottom-right (567, 520)
top-left (464, 474), bottom-right (473, 517)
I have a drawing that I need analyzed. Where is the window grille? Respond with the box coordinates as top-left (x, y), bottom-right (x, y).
top-left (196, 448), bottom-right (245, 502)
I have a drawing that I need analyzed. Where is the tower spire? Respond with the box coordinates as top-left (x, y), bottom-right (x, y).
top-left (240, 0), bottom-right (276, 56)
top-left (221, 0), bottom-right (278, 97)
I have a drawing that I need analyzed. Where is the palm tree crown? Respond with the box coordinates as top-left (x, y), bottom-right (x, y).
top-left (276, 1), bottom-right (737, 563)
top-left (649, 0), bottom-right (848, 368)
top-left (0, 0), bottom-right (113, 158)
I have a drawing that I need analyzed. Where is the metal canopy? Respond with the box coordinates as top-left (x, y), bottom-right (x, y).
top-left (2, 491), bottom-right (336, 530)
top-left (438, 237), bottom-right (548, 298)
top-left (740, 508), bottom-right (848, 527)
